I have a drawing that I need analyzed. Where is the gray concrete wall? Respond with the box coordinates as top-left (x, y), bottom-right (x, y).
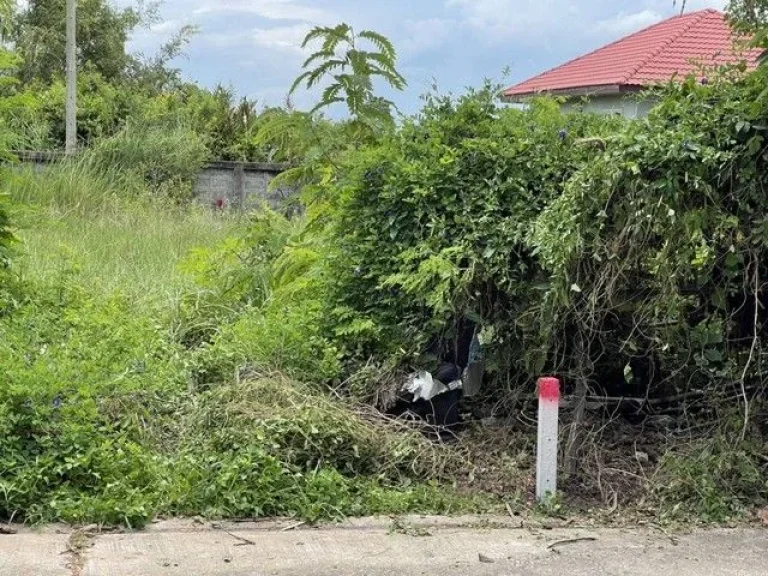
top-left (194, 161), bottom-right (295, 210)
top-left (12, 152), bottom-right (294, 210)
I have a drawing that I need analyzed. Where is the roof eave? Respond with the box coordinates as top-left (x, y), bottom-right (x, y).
top-left (502, 83), bottom-right (629, 102)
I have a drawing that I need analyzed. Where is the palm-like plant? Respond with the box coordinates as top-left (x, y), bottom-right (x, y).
top-left (290, 24), bottom-right (406, 130)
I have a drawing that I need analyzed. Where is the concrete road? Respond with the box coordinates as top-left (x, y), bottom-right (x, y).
top-left (1, 517), bottom-right (766, 576)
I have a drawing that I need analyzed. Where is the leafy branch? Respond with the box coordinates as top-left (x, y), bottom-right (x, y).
top-left (289, 24), bottom-right (406, 130)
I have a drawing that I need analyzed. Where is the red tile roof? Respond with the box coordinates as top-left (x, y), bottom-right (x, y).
top-left (504, 9), bottom-right (763, 99)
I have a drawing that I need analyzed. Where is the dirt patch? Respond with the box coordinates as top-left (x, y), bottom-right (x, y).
top-left (64, 526), bottom-right (100, 576)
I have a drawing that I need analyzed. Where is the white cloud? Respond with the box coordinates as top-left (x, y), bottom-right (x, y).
top-left (446, 0), bottom-right (581, 43)
top-left (148, 19), bottom-right (186, 35)
top-left (193, 0), bottom-right (332, 23)
top-left (204, 23), bottom-right (312, 56)
top-left (594, 10), bottom-right (662, 36)
top-left (401, 18), bottom-right (457, 56)
top-left (250, 23), bottom-right (313, 53)
top-left (677, 0), bottom-right (728, 10)
top-left (446, 0), bottom-right (732, 46)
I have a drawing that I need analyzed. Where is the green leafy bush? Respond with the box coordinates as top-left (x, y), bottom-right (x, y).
top-left (322, 87), bottom-right (618, 379)
top-left (33, 71), bottom-right (134, 147)
top-left (0, 279), bottom-right (186, 526)
top-left (179, 209), bottom-right (340, 384)
top-left (532, 66), bottom-right (768, 398)
top-left (0, 190), bottom-right (11, 268)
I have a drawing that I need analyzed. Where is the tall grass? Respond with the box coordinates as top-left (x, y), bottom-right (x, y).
top-left (5, 157), bottom-right (242, 298)
top-left (0, 143), bottom-right (480, 527)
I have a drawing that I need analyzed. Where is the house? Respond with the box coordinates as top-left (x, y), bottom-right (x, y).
top-left (503, 9), bottom-right (764, 118)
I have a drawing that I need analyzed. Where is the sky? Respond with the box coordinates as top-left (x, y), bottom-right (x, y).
top-left (123, 0), bottom-right (730, 114)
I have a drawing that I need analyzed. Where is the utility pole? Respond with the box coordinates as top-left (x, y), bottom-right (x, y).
top-left (65, 0), bottom-right (77, 156)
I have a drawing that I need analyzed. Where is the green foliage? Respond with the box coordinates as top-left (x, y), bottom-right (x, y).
top-left (0, 0), bottom-right (12, 31)
top-left (0, 179), bottom-right (479, 526)
top-left (31, 70), bottom-right (135, 147)
top-left (124, 23), bottom-right (199, 94)
top-left (0, 190), bottom-right (12, 267)
top-left (727, 0), bottom-right (768, 56)
top-left (291, 24), bottom-right (406, 137)
top-left (0, 271), bottom-right (474, 526)
top-left (168, 375), bottom-right (470, 521)
top-left (89, 118), bottom-right (209, 200)
top-left (323, 86), bottom-right (618, 375)
top-left (654, 436), bottom-right (768, 522)
top-left (176, 86), bottom-right (269, 162)
top-left (727, 1), bottom-right (768, 33)
top-left (533, 67), bottom-right (768, 399)
top-left (0, 279), bottom-right (186, 525)
top-left (179, 208), bottom-right (341, 384)
top-left (13, 0), bottom-right (143, 83)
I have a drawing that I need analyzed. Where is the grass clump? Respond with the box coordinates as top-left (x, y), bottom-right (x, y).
top-left (652, 434), bottom-right (768, 524)
top-left (6, 157), bottom-right (242, 298)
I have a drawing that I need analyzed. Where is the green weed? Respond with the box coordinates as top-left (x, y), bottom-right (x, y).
top-left (653, 436), bottom-right (768, 523)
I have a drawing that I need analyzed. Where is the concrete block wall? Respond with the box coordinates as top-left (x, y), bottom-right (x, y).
top-left (192, 161), bottom-right (296, 210)
top-left (13, 152), bottom-right (295, 210)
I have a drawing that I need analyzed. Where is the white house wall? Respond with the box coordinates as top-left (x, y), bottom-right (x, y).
top-left (560, 95), bottom-right (657, 118)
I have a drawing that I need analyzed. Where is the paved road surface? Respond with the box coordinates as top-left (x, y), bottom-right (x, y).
top-left (1, 517), bottom-right (766, 576)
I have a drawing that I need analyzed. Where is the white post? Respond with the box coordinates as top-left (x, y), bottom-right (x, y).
top-left (65, 0), bottom-right (77, 156)
top-left (536, 377), bottom-right (560, 502)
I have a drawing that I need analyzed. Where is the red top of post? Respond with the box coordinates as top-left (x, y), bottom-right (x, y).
top-left (537, 377), bottom-right (560, 402)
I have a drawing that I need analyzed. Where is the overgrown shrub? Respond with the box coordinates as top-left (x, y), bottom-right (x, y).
top-left (533, 66), bottom-right (768, 401)
top-left (33, 71), bottom-right (135, 147)
top-left (0, 256), bottom-right (474, 526)
top-left (179, 208), bottom-right (340, 384)
top-left (0, 190), bottom-right (11, 267)
top-left (322, 87), bottom-right (618, 381)
top-left (0, 278), bottom-right (186, 526)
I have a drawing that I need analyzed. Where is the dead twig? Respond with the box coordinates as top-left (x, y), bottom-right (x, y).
top-left (281, 521), bottom-right (306, 532)
top-left (738, 254), bottom-right (759, 443)
top-left (223, 530), bottom-right (256, 547)
top-left (547, 537), bottom-right (597, 550)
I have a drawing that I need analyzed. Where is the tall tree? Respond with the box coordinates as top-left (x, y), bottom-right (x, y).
top-left (13, 0), bottom-right (142, 84)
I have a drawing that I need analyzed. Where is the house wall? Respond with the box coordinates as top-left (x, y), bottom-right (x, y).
top-left (560, 95), bottom-right (657, 118)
